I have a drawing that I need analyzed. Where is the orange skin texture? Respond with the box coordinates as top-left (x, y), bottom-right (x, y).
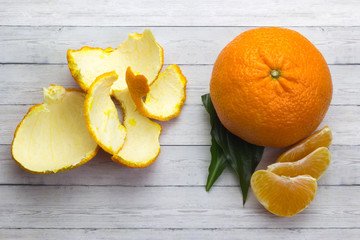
top-left (210, 27), bottom-right (333, 147)
top-left (126, 68), bottom-right (150, 102)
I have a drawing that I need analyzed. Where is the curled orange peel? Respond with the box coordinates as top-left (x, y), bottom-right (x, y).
top-left (84, 71), bottom-right (126, 155)
top-left (67, 29), bottom-right (186, 168)
top-left (126, 65), bottom-right (187, 121)
top-left (67, 29), bottom-right (164, 92)
top-left (12, 29), bottom-right (187, 173)
top-left (83, 72), bottom-right (161, 168)
top-left (112, 89), bottom-right (162, 168)
top-left (11, 85), bottom-right (99, 174)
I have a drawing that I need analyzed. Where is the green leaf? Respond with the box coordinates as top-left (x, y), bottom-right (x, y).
top-left (201, 93), bottom-right (264, 204)
top-left (223, 132), bottom-right (264, 204)
top-left (206, 138), bottom-right (228, 191)
top-left (202, 94), bottom-right (229, 191)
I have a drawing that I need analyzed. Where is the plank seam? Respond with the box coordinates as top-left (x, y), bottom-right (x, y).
top-left (0, 184), bottom-right (357, 187)
top-left (0, 144), bottom-right (359, 147)
top-left (1, 25), bottom-right (360, 28)
top-left (0, 103), bottom-right (358, 107)
top-left (1, 63), bottom-right (360, 66)
top-left (1, 227), bottom-right (360, 230)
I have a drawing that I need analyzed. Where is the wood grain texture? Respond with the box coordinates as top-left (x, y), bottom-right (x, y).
top-left (0, 0), bottom-right (359, 27)
top-left (0, 185), bottom-right (359, 229)
top-left (1, 104), bottom-right (359, 146)
top-left (1, 228), bottom-right (360, 240)
top-left (0, 145), bottom-right (358, 186)
top-left (0, 64), bottom-right (359, 106)
top-left (0, 26), bottom-right (359, 64)
top-left (1, 0), bottom-right (359, 238)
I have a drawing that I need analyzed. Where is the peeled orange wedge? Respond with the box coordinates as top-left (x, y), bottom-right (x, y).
top-left (251, 170), bottom-right (317, 217)
top-left (277, 126), bottom-right (332, 163)
top-left (126, 65), bottom-right (187, 121)
top-left (11, 85), bottom-right (99, 173)
top-left (67, 29), bottom-right (163, 92)
top-left (84, 71), bottom-right (126, 155)
top-left (112, 89), bottom-right (162, 168)
top-left (268, 147), bottom-right (331, 180)
top-left (251, 127), bottom-right (332, 217)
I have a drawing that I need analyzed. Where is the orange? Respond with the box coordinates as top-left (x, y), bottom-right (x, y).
top-left (251, 170), bottom-right (317, 217)
top-left (210, 27), bottom-right (332, 147)
top-left (268, 147), bottom-right (331, 180)
top-left (277, 126), bottom-right (332, 163)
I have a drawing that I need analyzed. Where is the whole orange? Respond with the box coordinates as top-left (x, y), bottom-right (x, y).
top-left (210, 27), bottom-right (332, 147)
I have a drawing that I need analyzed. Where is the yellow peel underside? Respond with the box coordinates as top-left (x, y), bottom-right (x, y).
top-left (112, 89), bottom-right (161, 167)
top-left (277, 126), bottom-right (332, 163)
top-left (84, 72), bottom-right (161, 167)
top-left (11, 86), bottom-right (98, 173)
top-left (126, 65), bottom-right (187, 121)
top-left (84, 72), bottom-right (126, 155)
top-left (67, 29), bottom-right (163, 92)
top-left (251, 170), bottom-right (317, 217)
top-left (67, 29), bottom-right (187, 167)
top-left (268, 147), bottom-right (331, 180)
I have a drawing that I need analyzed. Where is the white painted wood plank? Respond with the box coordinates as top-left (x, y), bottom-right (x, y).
top-left (1, 104), bottom-right (359, 146)
top-left (0, 26), bottom-right (359, 65)
top-left (0, 145), bottom-right (358, 186)
top-left (1, 228), bottom-right (360, 240)
top-left (0, 0), bottom-right (359, 27)
top-left (0, 1), bottom-right (358, 237)
top-left (0, 185), bottom-right (359, 229)
top-left (0, 64), bottom-right (358, 106)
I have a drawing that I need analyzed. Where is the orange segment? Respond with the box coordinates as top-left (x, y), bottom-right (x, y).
top-left (277, 126), bottom-right (332, 163)
top-left (251, 170), bottom-right (317, 217)
top-left (268, 147), bottom-right (330, 180)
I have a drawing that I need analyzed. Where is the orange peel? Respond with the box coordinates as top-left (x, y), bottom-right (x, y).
top-left (67, 29), bottom-right (164, 92)
top-left (126, 65), bottom-right (187, 121)
top-left (112, 89), bottom-right (161, 168)
top-left (83, 72), bottom-right (161, 168)
top-left (268, 147), bottom-right (331, 180)
top-left (67, 29), bottom-right (187, 168)
top-left (11, 85), bottom-right (99, 174)
top-left (84, 71), bottom-right (126, 155)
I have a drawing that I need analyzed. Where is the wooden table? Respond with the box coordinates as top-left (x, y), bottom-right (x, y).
top-left (1, 1), bottom-right (359, 239)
